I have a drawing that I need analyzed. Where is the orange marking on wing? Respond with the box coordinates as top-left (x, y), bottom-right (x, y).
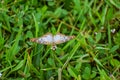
top-left (30, 38), bottom-right (38, 42)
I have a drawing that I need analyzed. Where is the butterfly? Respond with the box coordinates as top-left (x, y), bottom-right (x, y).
top-left (30, 33), bottom-right (75, 50)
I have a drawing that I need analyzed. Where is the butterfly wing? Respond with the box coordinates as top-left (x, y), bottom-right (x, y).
top-left (53, 33), bottom-right (75, 44)
top-left (30, 33), bottom-right (53, 45)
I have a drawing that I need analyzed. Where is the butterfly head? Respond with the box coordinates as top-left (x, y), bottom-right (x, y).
top-left (51, 45), bottom-right (57, 50)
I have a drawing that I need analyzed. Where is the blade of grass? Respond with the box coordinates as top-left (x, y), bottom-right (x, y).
top-left (6, 26), bottom-right (22, 63)
top-left (107, 24), bottom-right (111, 47)
top-left (62, 41), bottom-right (81, 70)
top-left (32, 13), bottom-right (39, 37)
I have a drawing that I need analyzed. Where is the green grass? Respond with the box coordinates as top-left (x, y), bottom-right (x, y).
top-left (0, 0), bottom-right (120, 80)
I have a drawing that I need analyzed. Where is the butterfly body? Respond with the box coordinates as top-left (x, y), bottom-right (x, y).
top-left (30, 33), bottom-right (75, 50)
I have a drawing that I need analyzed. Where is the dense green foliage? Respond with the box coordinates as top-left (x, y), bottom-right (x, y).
top-left (0, 0), bottom-right (120, 80)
